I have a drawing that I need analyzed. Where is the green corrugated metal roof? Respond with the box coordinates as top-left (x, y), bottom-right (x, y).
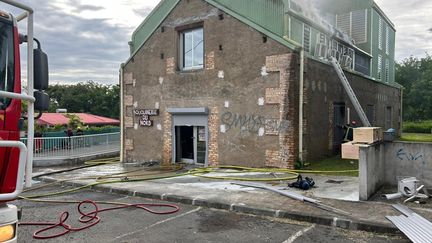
top-left (126, 0), bottom-right (299, 64)
top-left (208, 0), bottom-right (285, 37)
top-left (129, 0), bottom-right (180, 55)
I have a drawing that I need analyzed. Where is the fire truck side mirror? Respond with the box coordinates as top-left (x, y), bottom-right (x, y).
top-left (34, 48), bottom-right (49, 90)
top-left (34, 91), bottom-right (49, 111)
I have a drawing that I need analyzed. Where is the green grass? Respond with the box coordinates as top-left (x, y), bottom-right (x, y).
top-left (403, 120), bottom-right (432, 133)
top-left (399, 133), bottom-right (432, 143)
top-left (300, 156), bottom-right (358, 177)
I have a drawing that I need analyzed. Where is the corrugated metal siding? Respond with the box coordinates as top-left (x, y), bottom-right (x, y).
top-left (130, 0), bottom-right (180, 54)
top-left (209, 0), bottom-right (285, 37)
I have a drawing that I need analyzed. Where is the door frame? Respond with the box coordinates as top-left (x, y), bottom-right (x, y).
top-left (175, 126), bottom-right (194, 163)
top-left (175, 126), bottom-right (205, 164)
top-left (168, 108), bottom-right (209, 166)
top-left (333, 102), bottom-right (346, 152)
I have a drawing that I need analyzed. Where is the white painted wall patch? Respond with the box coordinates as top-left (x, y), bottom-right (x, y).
top-left (218, 71), bottom-right (224, 79)
top-left (220, 125), bottom-right (226, 133)
top-left (261, 66), bottom-right (268, 76)
top-left (159, 77), bottom-right (164, 85)
top-left (157, 124), bottom-right (162, 130)
top-left (134, 123), bottom-right (138, 130)
top-left (155, 102), bottom-right (160, 109)
top-left (258, 127), bottom-right (265, 136)
top-left (133, 101), bottom-right (138, 108)
top-left (258, 97), bottom-right (264, 106)
top-left (224, 101), bottom-right (229, 108)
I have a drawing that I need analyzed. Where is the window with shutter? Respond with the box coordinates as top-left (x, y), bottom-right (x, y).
top-left (336, 13), bottom-right (351, 37)
top-left (303, 25), bottom-right (311, 53)
top-left (378, 17), bottom-right (383, 50)
top-left (351, 10), bottom-right (367, 44)
top-left (377, 55), bottom-right (383, 80)
top-left (385, 26), bottom-right (390, 54)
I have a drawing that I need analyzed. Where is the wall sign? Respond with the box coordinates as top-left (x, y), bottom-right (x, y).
top-left (134, 109), bottom-right (159, 127)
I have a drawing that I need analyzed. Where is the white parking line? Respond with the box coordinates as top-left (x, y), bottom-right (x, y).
top-left (111, 207), bottom-right (202, 241)
top-left (282, 224), bottom-right (316, 243)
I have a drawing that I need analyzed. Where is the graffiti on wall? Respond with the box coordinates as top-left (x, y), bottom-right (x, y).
top-left (220, 111), bottom-right (290, 135)
top-left (396, 148), bottom-right (426, 165)
top-left (221, 112), bottom-right (264, 133)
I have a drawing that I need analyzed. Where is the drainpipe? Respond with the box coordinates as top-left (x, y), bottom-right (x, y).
top-left (283, 0), bottom-right (304, 163)
top-left (399, 88), bottom-right (403, 137)
top-left (283, 38), bottom-right (304, 163)
top-left (119, 64), bottom-right (125, 162)
top-left (298, 49), bottom-right (304, 163)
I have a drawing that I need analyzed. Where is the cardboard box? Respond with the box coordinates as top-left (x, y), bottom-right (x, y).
top-left (353, 127), bottom-right (383, 144)
top-left (341, 142), bottom-right (370, 160)
top-left (341, 142), bottom-right (360, 160)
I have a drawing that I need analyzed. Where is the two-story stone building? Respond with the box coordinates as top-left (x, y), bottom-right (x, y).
top-left (120, 0), bottom-right (402, 168)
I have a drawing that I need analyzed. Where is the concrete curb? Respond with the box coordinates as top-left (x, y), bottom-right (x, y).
top-left (36, 177), bottom-right (399, 235)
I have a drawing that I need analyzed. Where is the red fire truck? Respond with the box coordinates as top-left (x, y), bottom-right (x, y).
top-left (0, 1), bottom-right (49, 242)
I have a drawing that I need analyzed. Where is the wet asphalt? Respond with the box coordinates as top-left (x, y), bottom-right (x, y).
top-left (12, 184), bottom-right (408, 243)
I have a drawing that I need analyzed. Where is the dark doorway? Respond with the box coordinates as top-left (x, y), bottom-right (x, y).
top-left (333, 103), bottom-right (346, 152)
top-left (175, 126), bottom-right (194, 162)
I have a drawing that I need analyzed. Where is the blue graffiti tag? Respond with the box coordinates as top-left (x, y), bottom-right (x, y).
top-left (396, 148), bottom-right (405, 160)
top-left (396, 148), bottom-right (426, 165)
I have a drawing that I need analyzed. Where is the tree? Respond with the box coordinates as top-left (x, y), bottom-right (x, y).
top-left (396, 54), bottom-right (432, 121)
top-left (46, 81), bottom-right (120, 118)
top-left (65, 113), bottom-right (82, 130)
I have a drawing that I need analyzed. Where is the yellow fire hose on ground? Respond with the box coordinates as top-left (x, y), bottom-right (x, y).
top-left (188, 165), bottom-right (358, 181)
top-left (22, 157), bottom-right (358, 199)
top-left (18, 157), bottom-right (358, 240)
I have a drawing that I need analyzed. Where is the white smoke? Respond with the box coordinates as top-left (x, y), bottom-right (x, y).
top-left (289, 0), bottom-right (354, 46)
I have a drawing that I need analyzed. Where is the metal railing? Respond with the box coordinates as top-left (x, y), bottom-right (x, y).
top-left (20, 132), bottom-right (120, 158)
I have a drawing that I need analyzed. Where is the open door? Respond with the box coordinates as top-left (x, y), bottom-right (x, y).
top-left (175, 126), bottom-right (206, 164)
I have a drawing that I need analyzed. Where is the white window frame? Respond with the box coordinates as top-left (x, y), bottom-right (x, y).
top-left (180, 27), bottom-right (204, 71)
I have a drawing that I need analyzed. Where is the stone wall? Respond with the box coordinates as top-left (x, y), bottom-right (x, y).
top-left (122, 0), bottom-right (298, 167)
top-left (303, 58), bottom-right (401, 161)
top-left (122, 0), bottom-right (401, 168)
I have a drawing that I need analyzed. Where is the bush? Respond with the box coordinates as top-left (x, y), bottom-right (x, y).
top-left (402, 120), bottom-right (432, 133)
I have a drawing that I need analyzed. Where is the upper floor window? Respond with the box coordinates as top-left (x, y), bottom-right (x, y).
top-left (354, 52), bottom-right (371, 76)
top-left (385, 59), bottom-right (390, 83)
top-left (303, 24), bottom-right (311, 53)
top-left (351, 9), bottom-right (367, 44)
top-left (180, 27), bottom-right (204, 70)
top-left (377, 54), bottom-right (383, 80)
top-left (378, 17), bottom-right (383, 50)
top-left (336, 9), bottom-right (367, 44)
top-left (385, 25), bottom-right (390, 54)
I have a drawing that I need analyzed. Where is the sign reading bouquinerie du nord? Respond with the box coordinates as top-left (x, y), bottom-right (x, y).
top-left (134, 109), bottom-right (159, 116)
top-left (134, 109), bottom-right (159, 127)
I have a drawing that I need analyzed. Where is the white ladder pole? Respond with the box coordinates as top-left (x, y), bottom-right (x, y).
top-left (330, 57), bottom-right (371, 127)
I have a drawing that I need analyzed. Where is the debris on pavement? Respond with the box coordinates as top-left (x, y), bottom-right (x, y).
top-left (382, 177), bottom-right (430, 203)
top-left (232, 182), bottom-right (350, 216)
top-left (386, 204), bottom-right (432, 243)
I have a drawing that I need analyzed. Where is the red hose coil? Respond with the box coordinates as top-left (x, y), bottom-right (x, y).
top-left (19, 200), bottom-right (180, 239)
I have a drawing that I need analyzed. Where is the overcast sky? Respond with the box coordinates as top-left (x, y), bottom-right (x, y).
top-left (1, 0), bottom-right (431, 85)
